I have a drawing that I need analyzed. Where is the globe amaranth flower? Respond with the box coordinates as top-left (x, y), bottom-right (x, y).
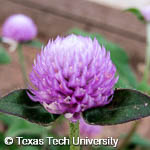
top-left (2, 14), bottom-right (37, 42)
top-left (141, 6), bottom-right (150, 21)
top-left (28, 34), bottom-right (118, 122)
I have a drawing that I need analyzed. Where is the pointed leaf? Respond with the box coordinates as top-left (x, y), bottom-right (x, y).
top-left (126, 8), bottom-right (145, 23)
top-left (0, 89), bottom-right (60, 126)
top-left (83, 89), bottom-right (150, 125)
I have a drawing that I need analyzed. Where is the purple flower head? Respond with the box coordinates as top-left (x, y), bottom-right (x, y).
top-left (2, 14), bottom-right (37, 42)
top-left (80, 117), bottom-right (102, 138)
top-left (28, 34), bottom-right (118, 122)
top-left (141, 6), bottom-right (150, 21)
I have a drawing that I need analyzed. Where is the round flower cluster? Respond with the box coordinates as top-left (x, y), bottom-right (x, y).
top-left (28, 34), bottom-right (118, 122)
top-left (2, 14), bottom-right (37, 42)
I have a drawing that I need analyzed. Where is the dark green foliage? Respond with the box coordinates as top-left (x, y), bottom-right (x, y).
top-left (0, 89), bottom-right (60, 126)
top-left (126, 8), bottom-right (145, 23)
top-left (83, 89), bottom-right (150, 125)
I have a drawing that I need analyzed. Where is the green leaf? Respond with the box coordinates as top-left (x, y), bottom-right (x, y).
top-left (0, 132), bottom-right (6, 149)
top-left (0, 132), bottom-right (18, 150)
top-left (119, 133), bottom-right (150, 149)
top-left (83, 89), bottom-right (150, 125)
top-left (69, 29), bottom-right (137, 89)
top-left (0, 89), bottom-right (60, 126)
top-left (122, 134), bottom-right (150, 147)
top-left (16, 147), bottom-right (39, 150)
top-left (0, 45), bottom-right (11, 64)
top-left (137, 81), bottom-right (150, 94)
top-left (24, 40), bottom-right (43, 49)
top-left (126, 8), bottom-right (145, 23)
top-left (5, 117), bottom-right (46, 137)
top-left (131, 134), bottom-right (150, 147)
top-left (0, 113), bottom-right (13, 125)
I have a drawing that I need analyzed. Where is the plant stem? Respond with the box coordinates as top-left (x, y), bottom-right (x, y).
top-left (118, 120), bottom-right (141, 150)
top-left (69, 121), bottom-right (80, 150)
top-left (17, 44), bottom-right (28, 86)
top-left (143, 22), bottom-right (150, 82)
top-left (42, 128), bottom-right (49, 150)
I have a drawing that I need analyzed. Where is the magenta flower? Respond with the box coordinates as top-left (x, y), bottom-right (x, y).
top-left (2, 14), bottom-right (37, 42)
top-left (141, 6), bottom-right (150, 21)
top-left (80, 117), bottom-right (102, 138)
top-left (28, 34), bottom-right (118, 122)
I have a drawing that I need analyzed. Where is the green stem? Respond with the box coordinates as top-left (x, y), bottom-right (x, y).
top-left (17, 44), bottom-right (28, 86)
top-left (118, 120), bottom-right (140, 150)
top-left (42, 128), bottom-right (49, 150)
top-left (69, 121), bottom-right (80, 150)
top-left (143, 22), bottom-right (150, 82)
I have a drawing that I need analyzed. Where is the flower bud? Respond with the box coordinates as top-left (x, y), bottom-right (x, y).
top-left (2, 14), bottom-right (37, 42)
